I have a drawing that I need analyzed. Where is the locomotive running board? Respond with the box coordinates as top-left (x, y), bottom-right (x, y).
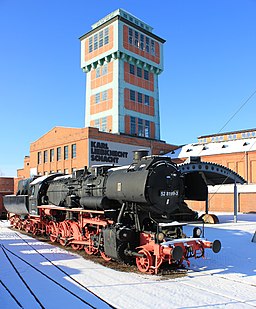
top-left (158, 221), bottom-right (187, 227)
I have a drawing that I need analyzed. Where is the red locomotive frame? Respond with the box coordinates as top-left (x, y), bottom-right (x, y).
top-left (8, 205), bottom-right (220, 275)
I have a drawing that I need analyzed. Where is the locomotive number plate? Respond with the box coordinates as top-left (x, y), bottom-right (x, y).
top-left (160, 190), bottom-right (178, 197)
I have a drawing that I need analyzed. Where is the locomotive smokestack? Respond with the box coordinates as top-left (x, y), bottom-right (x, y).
top-left (133, 149), bottom-right (149, 162)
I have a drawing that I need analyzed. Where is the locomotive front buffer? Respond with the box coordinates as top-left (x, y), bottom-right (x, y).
top-left (135, 221), bottom-right (221, 274)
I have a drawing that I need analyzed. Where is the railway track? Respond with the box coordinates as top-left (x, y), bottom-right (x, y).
top-left (0, 226), bottom-right (116, 309)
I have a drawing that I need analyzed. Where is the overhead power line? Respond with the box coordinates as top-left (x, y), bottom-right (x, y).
top-left (218, 87), bottom-right (256, 134)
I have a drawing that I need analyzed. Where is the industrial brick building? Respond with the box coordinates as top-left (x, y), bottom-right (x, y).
top-left (17, 126), bottom-right (176, 178)
top-left (0, 177), bottom-right (14, 218)
top-left (16, 9), bottom-right (255, 213)
top-left (167, 128), bottom-right (256, 213)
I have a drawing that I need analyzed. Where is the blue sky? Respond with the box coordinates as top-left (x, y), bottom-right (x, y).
top-left (1, 0), bottom-right (256, 176)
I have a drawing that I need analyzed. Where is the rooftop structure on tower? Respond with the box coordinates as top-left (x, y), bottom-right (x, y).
top-left (79, 9), bottom-right (165, 140)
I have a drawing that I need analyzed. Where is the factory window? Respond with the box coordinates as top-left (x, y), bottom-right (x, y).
top-left (43, 150), bottom-right (48, 163)
top-left (130, 116), bottom-right (136, 135)
top-left (144, 95), bottom-right (150, 106)
top-left (37, 152), bottom-right (42, 165)
top-left (50, 149), bottom-right (54, 162)
top-left (64, 169), bottom-right (69, 175)
top-left (130, 90), bottom-right (136, 101)
top-left (57, 147), bottom-right (61, 161)
top-left (64, 146), bottom-right (68, 160)
top-left (129, 64), bottom-right (135, 75)
top-left (71, 144), bottom-right (76, 159)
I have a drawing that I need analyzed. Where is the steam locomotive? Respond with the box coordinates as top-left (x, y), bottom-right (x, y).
top-left (4, 150), bottom-right (221, 274)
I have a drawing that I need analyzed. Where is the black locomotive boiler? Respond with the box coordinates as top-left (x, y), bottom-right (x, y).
top-left (4, 150), bottom-right (221, 274)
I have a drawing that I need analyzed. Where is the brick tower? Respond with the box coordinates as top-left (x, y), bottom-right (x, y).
top-left (80, 9), bottom-right (165, 140)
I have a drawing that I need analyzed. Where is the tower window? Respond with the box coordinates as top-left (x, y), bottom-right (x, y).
top-left (146, 37), bottom-right (150, 53)
top-left (88, 27), bottom-right (110, 53)
top-left (101, 117), bottom-right (107, 132)
top-left (129, 64), bottom-right (135, 75)
top-left (129, 28), bottom-right (133, 44)
top-left (144, 95), bottom-right (150, 106)
top-left (95, 93), bottom-right (100, 103)
top-left (145, 120), bottom-right (150, 137)
top-left (94, 33), bottom-right (98, 50)
top-left (144, 70), bottom-right (149, 80)
top-left (140, 34), bottom-right (144, 50)
top-left (134, 31), bottom-right (139, 47)
top-left (89, 37), bottom-right (93, 53)
top-left (99, 30), bottom-right (103, 48)
top-left (94, 119), bottom-right (100, 129)
top-left (104, 28), bottom-right (109, 45)
top-left (138, 92), bottom-right (143, 103)
top-left (137, 67), bottom-right (142, 78)
top-left (96, 67), bottom-right (100, 78)
top-left (130, 90), bottom-right (136, 101)
top-left (130, 116), bottom-right (136, 135)
top-left (151, 41), bottom-right (155, 55)
top-left (138, 118), bottom-right (144, 136)
top-left (102, 90), bottom-right (108, 101)
top-left (102, 63), bottom-right (108, 75)
top-left (128, 27), bottom-right (156, 56)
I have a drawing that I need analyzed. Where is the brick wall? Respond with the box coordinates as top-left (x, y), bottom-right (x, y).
top-left (17, 126), bottom-right (177, 178)
top-left (0, 177), bottom-right (14, 217)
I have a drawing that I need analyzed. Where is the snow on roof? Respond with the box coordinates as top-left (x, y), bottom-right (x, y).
top-left (166, 137), bottom-right (256, 159)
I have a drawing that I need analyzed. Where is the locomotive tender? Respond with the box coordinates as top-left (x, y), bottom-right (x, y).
top-left (4, 150), bottom-right (221, 274)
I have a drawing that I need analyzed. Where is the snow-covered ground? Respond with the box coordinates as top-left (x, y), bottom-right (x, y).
top-left (0, 213), bottom-right (256, 309)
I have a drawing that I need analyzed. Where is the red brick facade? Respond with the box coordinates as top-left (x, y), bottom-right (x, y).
top-left (17, 126), bottom-right (177, 180)
top-left (0, 177), bottom-right (14, 217)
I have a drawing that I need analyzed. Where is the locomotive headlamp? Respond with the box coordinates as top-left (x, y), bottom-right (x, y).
top-left (157, 232), bottom-right (165, 241)
top-left (193, 227), bottom-right (202, 238)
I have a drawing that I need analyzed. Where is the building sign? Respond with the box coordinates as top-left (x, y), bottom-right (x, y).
top-left (89, 139), bottom-right (151, 166)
